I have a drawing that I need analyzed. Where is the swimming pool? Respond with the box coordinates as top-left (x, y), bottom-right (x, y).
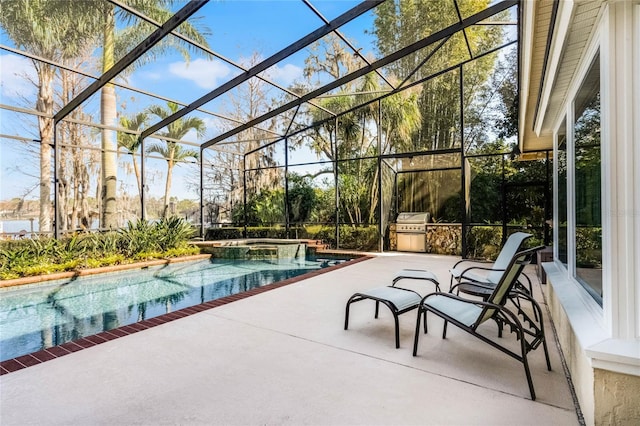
top-left (0, 256), bottom-right (352, 362)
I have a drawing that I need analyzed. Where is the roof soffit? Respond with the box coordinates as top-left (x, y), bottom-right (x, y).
top-left (538, 0), bottom-right (604, 135)
top-left (519, 0), bottom-right (554, 151)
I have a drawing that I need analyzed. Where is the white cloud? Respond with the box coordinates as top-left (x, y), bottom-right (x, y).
top-left (182, 129), bottom-right (200, 143)
top-left (168, 58), bottom-right (232, 90)
top-left (267, 63), bottom-right (303, 86)
top-left (139, 71), bottom-right (163, 81)
top-left (0, 54), bottom-right (37, 99)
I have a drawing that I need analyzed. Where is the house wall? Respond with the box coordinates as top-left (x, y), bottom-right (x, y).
top-left (537, 1), bottom-right (640, 425)
top-left (545, 264), bottom-right (595, 425)
top-left (546, 264), bottom-right (640, 426)
top-left (593, 369), bottom-right (640, 425)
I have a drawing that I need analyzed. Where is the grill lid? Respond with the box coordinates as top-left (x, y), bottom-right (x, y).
top-left (396, 212), bottom-right (430, 224)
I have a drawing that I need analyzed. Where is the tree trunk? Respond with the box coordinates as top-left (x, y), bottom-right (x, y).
top-left (163, 157), bottom-right (174, 218)
top-left (100, 7), bottom-right (118, 229)
top-left (71, 155), bottom-right (80, 230)
top-left (36, 64), bottom-right (55, 234)
top-left (132, 155), bottom-right (142, 205)
top-left (57, 150), bottom-right (68, 232)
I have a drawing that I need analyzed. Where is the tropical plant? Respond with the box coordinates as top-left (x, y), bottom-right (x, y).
top-left (155, 216), bottom-right (195, 251)
top-left (118, 112), bottom-right (149, 202)
top-left (0, 218), bottom-right (198, 279)
top-left (146, 102), bottom-right (204, 218)
top-left (232, 189), bottom-right (285, 226)
top-left (287, 174), bottom-right (317, 224)
top-left (117, 219), bottom-right (159, 255)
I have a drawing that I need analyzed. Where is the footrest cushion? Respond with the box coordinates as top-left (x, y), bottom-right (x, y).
top-left (358, 286), bottom-right (421, 311)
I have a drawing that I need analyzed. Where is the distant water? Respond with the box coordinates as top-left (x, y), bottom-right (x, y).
top-left (0, 220), bottom-right (38, 234)
top-left (1, 220), bottom-right (99, 237)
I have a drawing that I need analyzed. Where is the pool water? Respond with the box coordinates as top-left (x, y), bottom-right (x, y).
top-left (0, 256), bottom-right (349, 362)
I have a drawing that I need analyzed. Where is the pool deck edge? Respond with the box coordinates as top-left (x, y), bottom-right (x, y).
top-left (0, 254), bottom-right (373, 375)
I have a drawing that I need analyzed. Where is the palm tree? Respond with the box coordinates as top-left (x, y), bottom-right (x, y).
top-left (0, 0), bottom-right (101, 233)
top-left (96, 1), bottom-right (211, 229)
top-left (118, 112), bottom-right (149, 201)
top-left (147, 102), bottom-right (204, 218)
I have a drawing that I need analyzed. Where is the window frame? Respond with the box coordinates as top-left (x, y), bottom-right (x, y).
top-left (551, 27), bottom-right (605, 326)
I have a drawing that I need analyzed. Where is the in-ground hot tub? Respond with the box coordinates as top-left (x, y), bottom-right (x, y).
top-left (193, 239), bottom-right (309, 260)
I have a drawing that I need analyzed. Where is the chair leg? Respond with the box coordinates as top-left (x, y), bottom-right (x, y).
top-left (393, 313), bottom-right (400, 349)
top-left (413, 307), bottom-right (423, 356)
top-left (375, 301), bottom-right (380, 318)
top-left (442, 320), bottom-right (448, 339)
top-left (495, 317), bottom-right (503, 338)
top-left (423, 310), bottom-right (428, 334)
top-left (344, 299), bottom-right (352, 330)
top-left (538, 315), bottom-right (552, 371)
top-left (521, 338), bottom-right (536, 400)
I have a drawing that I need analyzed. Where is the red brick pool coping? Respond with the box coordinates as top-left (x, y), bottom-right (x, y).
top-left (0, 254), bottom-right (373, 375)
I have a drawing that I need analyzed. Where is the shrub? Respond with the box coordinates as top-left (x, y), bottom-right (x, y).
top-left (0, 217), bottom-right (199, 279)
top-left (204, 224), bottom-right (379, 251)
top-left (467, 226), bottom-right (503, 259)
top-left (156, 216), bottom-right (195, 250)
top-left (205, 227), bottom-right (244, 240)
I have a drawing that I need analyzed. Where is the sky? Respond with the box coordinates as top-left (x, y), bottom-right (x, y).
top-left (0, 0), bottom-right (516, 204)
top-left (0, 0), bottom-right (377, 202)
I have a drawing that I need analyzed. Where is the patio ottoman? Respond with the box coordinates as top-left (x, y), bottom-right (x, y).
top-left (344, 270), bottom-right (440, 348)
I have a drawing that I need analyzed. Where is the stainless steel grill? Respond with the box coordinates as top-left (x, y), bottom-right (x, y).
top-left (396, 212), bottom-right (430, 252)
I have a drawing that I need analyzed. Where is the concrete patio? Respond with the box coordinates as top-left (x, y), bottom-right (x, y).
top-left (0, 253), bottom-right (580, 425)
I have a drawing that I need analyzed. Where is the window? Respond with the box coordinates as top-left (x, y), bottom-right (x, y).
top-left (573, 55), bottom-right (602, 304)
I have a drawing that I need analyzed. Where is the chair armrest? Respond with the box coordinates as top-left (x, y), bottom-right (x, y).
top-left (422, 291), bottom-right (526, 332)
top-left (451, 258), bottom-right (494, 269)
top-left (449, 280), bottom-right (495, 294)
top-left (456, 266), bottom-right (505, 283)
top-left (392, 269), bottom-right (441, 292)
top-left (422, 291), bottom-right (502, 310)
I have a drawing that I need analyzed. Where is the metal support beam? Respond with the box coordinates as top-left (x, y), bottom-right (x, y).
top-left (141, 0), bottom-right (383, 140)
top-left (393, 172), bottom-right (398, 219)
top-left (284, 138), bottom-right (290, 238)
top-left (459, 66), bottom-right (468, 258)
top-left (0, 44), bottom-right (278, 137)
top-left (377, 99), bottom-right (383, 252)
top-left (140, 137), bottom-right (146, 221)
top-left (203, 0), bottom-right (517, 149)
top-left (109, 0), bottom-right (335, 120)
top-left (242, 157), bottom-right (247, 238)
top-left (188, 39), bottom-right (512, 163)
top-left (501, 155), bottom-right (508, 245)
top-left (303, 41), bottom-right (516, 144)
top-left (302, 0), bottom-right (396, 91)
top-left (200, 146), bottom-right (205, 239)
top-left (454, 0), bottom-right (474, 59)
top-left (54, 0), bottom-right (209, 123)
top-left (333, 117), bottom-right (339, 249)
top-left (53, 125), bottom-right (60, 239)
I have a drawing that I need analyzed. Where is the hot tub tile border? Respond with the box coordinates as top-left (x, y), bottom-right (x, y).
top-left (0, 255), bottom-right (372, 375)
